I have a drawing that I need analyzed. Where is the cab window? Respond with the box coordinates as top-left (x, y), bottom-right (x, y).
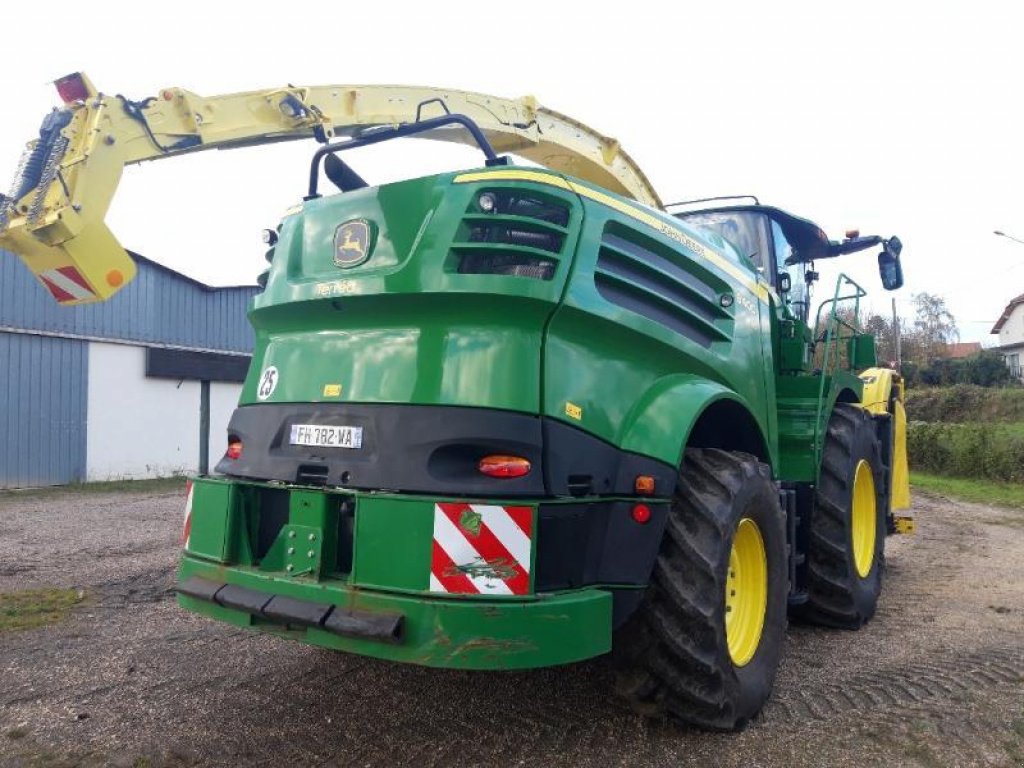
top-left (682, 211), bottom-right (772, 276)
top-left (770, 219), bottom-right (809, 322)
top-left (679, 211), bottom-right (770, 278)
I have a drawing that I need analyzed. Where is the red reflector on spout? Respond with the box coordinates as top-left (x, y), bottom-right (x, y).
top-left (226, 440), bottom-right (243, 460)
top-left (55, 73), bottom-right (90, 103)
top-left (478, 455), bottom-right (531, 478)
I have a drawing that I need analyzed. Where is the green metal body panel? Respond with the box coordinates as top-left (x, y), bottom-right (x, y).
top-left (542, 206), bottom-right (777, 468)
top-left (244, 173), bottom-right (581, 413)
top-left (775, 371), bottom-right (861, 481)
top-left (243, 168), bottom-right (781, 471)
top-left (188, 480), bottom-right (235, 560)
top-left (178, 165), bottom-right (877, 669)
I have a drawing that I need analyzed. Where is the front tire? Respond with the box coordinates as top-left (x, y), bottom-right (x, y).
top-left (613, 449), bottom-right (788, 730)
top-left (796, 403), bottom-right (886, 628)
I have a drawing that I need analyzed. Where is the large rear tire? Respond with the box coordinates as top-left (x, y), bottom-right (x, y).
top-left (613, 448), bottom-right (788, 730)
top-left (796, 403), bottom-right (886, 628)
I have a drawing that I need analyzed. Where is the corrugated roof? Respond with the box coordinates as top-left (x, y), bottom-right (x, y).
top-left (0, 249), bottom-right (258, 353)
top-left (992, 292), bottom-right (1024, 334)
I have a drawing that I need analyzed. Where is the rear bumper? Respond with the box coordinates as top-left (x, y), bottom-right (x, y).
top-left (217, 403), bottom-right (676, 498)
top-left (177, 559), bottom-right (612, 669)
top-left (178, 476), bottom-right (667, 669)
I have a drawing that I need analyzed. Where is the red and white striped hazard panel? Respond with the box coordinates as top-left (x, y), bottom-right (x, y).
top-left (38, 266), bottom-right (96, 303)
top-left (430, 503), bottom-right (534, 595)
top-left (182, 481), bottom-right (194, 549)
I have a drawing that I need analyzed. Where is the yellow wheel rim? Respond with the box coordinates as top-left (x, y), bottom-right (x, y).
top-left (851, 459), bottom-right (877, 578)
top-left (725, 517), bottom-right (768, 667)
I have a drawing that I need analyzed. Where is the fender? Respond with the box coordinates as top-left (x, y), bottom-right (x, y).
top-left (618, 373), bottom-right (773, 472)
top-left (859, 367), bottom-right (911, 512)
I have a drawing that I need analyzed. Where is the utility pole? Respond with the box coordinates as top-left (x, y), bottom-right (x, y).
top-left (199, 380), bottom-right (210, 474)
top-left (892, 297), bottom-right (902, 371)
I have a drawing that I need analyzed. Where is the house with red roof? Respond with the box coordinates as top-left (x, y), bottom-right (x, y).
top-left (991, 292), bottom-right (1024, 381)
top-left (941, 342), bottom-right (982, 359)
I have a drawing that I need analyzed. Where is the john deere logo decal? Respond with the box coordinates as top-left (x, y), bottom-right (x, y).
top-left (333, 219), bottom-right (373, 268)
top-left (459, 508), bottom-right (483, 537)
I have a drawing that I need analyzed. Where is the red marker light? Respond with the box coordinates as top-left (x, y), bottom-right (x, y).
top-left (226, 440), bottom-right (243, 460)
top-left (478, 455), bottom-right (531, 478)
top-left (55, 73), bottom-right (90, 103)
top-left (631, 503), bottom-right (652, 524)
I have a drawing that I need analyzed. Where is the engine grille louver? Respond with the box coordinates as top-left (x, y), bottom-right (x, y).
top-left (451, 190), bottom-right (571, 280)
top-left (595, 227), bottom-right (733, 347)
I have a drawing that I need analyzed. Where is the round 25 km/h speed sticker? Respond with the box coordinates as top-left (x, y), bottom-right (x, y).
top-left (257, 366), bottom-right (279, 400)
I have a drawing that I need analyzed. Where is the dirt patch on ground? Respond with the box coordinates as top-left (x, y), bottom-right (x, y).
top-left (1, 486), bottom-right (1021, 767)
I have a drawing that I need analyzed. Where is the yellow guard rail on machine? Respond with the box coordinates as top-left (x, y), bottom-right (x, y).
top-left (0, 72), bottom-right (661, 305)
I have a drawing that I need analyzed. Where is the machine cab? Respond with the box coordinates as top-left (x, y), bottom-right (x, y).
top-left (671, 197), bottom-right (904, 326)
top-left (670, 198), bottom-right (836, 324)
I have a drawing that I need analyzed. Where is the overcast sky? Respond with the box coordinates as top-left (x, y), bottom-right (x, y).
top-left (3, 1), bottom-right (1022, 343)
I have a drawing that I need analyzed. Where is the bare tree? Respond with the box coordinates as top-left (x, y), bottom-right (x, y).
top-left (909, 292), bottom-right (959, 364)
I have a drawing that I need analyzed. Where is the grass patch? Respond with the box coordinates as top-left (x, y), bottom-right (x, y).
top-left (912, 472), bottom-right (1024, 511)
top-left (0, 588), bottom-right (84, 633)
top-left (0, 476), bottom-right (188, 500)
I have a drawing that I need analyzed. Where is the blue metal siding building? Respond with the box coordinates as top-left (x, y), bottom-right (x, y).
top-left (0, 250), bottom-right (258, 487)
top-left (1, 251), bottom-right (255, 352)
top-left (0, 333), bottom-right (87, 487)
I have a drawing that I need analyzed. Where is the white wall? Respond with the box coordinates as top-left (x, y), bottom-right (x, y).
top-left (86, 342), bottom-right (242, 480)
top-left (209, 380), bottom-right (242, 460)
top-left (998, 303), bottom-right (1024, 347)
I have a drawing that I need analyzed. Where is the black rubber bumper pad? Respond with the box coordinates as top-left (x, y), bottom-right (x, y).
top-left (324, 609), bottom-right (404, 644)
top-left (176, 576), bottom-right (405, 643)
top-left (178, 575), bottom-right (223, 602)
top-left (263, 595), bottom-right (332, 627)
top-left (216, 584), bottom-right (274, 614)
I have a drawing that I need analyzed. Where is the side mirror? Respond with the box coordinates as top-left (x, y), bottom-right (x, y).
top-left (878, 236), bottom-right (904, 291)
top-left (777, 272), bottom-right (791, 293)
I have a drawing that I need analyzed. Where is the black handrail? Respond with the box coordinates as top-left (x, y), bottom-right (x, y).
top-left (307, 114), bottom-right (506, 198)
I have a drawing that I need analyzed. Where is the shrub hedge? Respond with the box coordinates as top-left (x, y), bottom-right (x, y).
top-left (907, 421), bottom-right (1024, 483)
top-left (905, 385), bottom-right (1024, 423)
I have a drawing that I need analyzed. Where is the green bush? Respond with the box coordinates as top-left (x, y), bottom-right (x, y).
top-left (906, 384), bottom-right (1024, 423)
top-left (901, 350), bottom-right (1017, 388)
top-left (908, 421), bottom-right (1024, 482)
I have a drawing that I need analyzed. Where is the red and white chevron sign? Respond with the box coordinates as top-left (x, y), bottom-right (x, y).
top-left (182, 481), bottom-right (194, 548)
top-left (38, 266), bottom-right (96, 303)
top-left (430, 502), bottom-right (534, 595)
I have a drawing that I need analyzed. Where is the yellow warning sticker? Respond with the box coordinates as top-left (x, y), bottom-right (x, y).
top-left (322, 384), bottom-right (343, 397)
top-left (565, 402), bottom-right (583, 420)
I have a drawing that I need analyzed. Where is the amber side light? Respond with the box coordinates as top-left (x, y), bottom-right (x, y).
top-left (635, 475), bottom-right (656, 495)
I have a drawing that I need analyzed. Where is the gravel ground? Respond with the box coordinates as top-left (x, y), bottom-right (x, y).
top-left (1, 484), bottom-right (1022, 767)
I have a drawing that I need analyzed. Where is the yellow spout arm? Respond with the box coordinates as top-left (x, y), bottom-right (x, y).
top-left (0, 73), bottom-right (661, 304)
